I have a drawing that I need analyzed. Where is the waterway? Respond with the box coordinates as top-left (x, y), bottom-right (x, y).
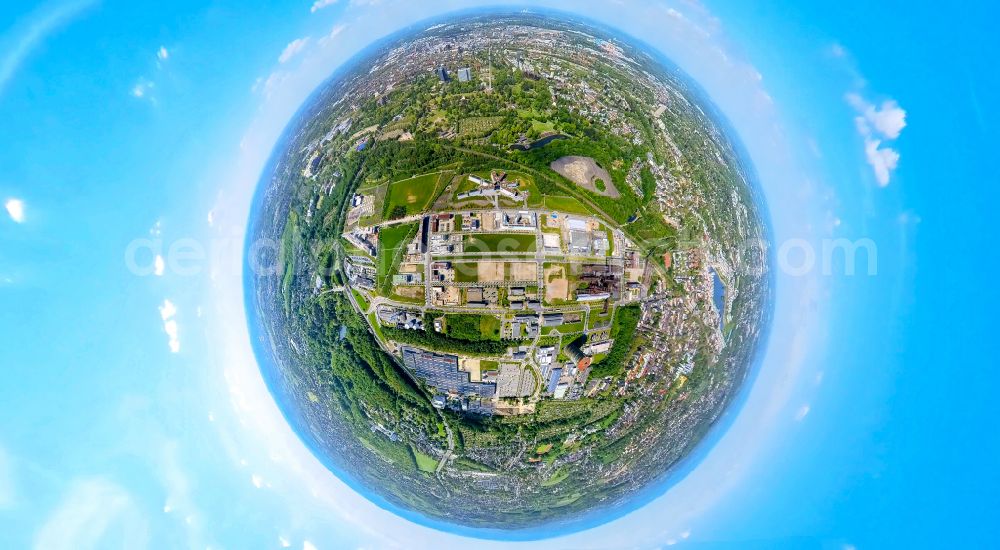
top-left (711, 268), bottom-right (725, 332)
top-left (509, 132), bottom-right (567, 151)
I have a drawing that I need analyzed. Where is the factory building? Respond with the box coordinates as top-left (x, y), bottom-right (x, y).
top-left (401, 346), bottom-right (495, 397)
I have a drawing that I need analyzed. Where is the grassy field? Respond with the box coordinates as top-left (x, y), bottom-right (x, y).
top-left (384, 171), bottom-right (448, 218)
top-left (543, 194), bottom-right (594, 215)
top-left (412, 448), bottom-right (438, 473)
top-left (377, 222), bottom-right (419, 293)
top-left (352, 289), bottom-right (371, 312)
top-left (480, 359), bottom-right (499, 371)
top-left (389, 290), bottom-right (426, 305)
top-left (541, 465), bottom-right (570, 487)
top-left (531, 119), bottom-right (557, 134)
top-left (465, 233), bottom-right (536, 253)
top-left (454, 456), bottom-right (494, 472)
top-left (446, 313), bottom-right (502, 341)
top-left (543, 321), bottom-right (584, 336)
top-left (453, 261), bottom-right (478, 283)
top-left (588, 306), bottom-right (615, 329)
top-left (453, 174), bottom-right (481, 196)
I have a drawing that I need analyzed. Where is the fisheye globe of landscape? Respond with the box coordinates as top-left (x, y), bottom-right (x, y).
top-left (245, 11), bottom-right (771, 533)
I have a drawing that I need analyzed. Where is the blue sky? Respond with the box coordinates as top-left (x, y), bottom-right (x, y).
top-left (1, 0), bottom-right (997, 548)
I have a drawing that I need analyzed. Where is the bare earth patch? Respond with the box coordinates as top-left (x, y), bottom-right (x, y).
top-left (394, 286), bottom-right (424, 300)
top-left (544, 264), bottom-right (569, 302)
top-left (462, 358), bottom-right (482, 382)
top-left (477, 261), bottom-right (505, 283)
top-left (550, 156), bottom-right (620, 198)
top-left (509, 262), bottom-right (536, 282)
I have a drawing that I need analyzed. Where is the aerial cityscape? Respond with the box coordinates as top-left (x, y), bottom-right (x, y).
top-left (10, 0), bottom-right (985, 546)
top-left (246, 12), bottom-right (771, 529)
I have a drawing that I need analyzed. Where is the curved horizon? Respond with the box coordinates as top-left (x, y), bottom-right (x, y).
top-left (242, 8), bottom-right (776, 539)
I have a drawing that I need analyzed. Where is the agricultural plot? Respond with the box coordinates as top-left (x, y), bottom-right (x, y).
top-left (458, 116), bottom-right (504, 137)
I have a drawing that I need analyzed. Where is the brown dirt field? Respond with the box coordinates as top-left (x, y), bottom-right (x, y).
top-left (441, 287), bottom-right (461, 305)
top-left (544, 265), bottom-right (569, 302)
top-left (394, 286), bottom-right (424, 299)
top-left (461, 358), bottom-right (482, 382)
top-left (509, 262), bottom-right (536, 281)
top-left (478, 261), bottom-right (504, 283)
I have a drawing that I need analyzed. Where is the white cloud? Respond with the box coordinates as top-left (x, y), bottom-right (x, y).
top-left (251, 473), bottom-right (263, 488)
top-left (317, 23), bottom-right (347, 47)
top-left (164, 320), bottom-right (179, 353)
top-left (847, 92), bottom-right (905, 186)
top-left (158, 299), bottom-right (180, 352)
top-left (158, 299), bottom-right (177, 321)
top-left (131, 78), bottom-right (154, 99)
top-left (794, 404), bottom-right (811, 421)
top-left (157, 46), bottom-right (169, 60)
top-left (153, 255), bottom-right (165, 276)
top-left (847, 93), bottom-right (906, 139)
top-left (303, 541), bottom-right (318, 550)
top-left (862, 137), bottom-right (900, 187)
top-left (328, 24), bottom-right (346, 39)
top-left (278, 37), bottom-right (311, 64)
top-left (279, 536), bottom-right (291, 547)
top-left (5, 198), bottom-right (25, 223)
top-left (33, 478), bottom-right (147, 550)
top-left (310, 0), bottom-right (338, 12)
top-left (252, 71), bottom-right (289, 99)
